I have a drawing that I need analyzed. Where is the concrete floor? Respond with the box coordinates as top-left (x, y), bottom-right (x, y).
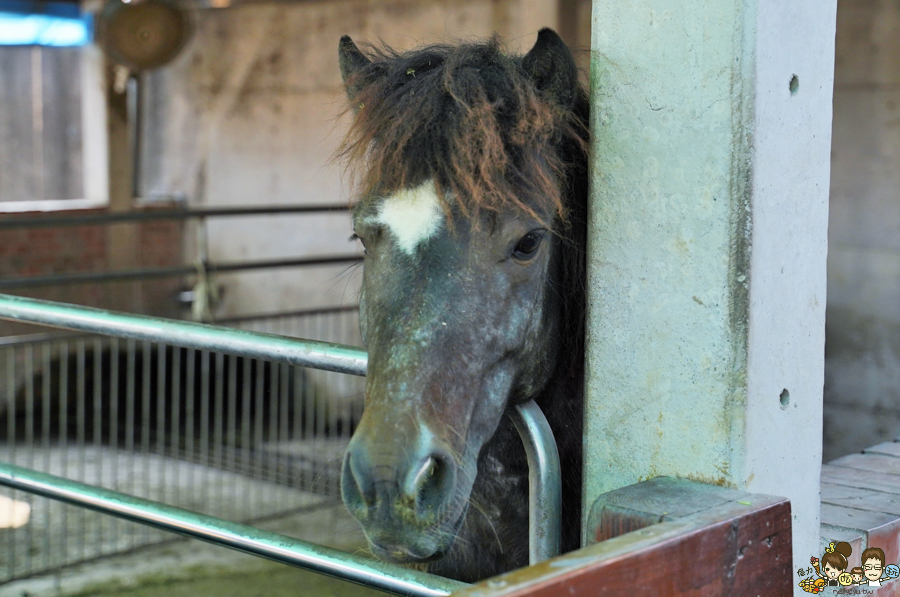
top-left (0, 503), bottom-right (384, 597)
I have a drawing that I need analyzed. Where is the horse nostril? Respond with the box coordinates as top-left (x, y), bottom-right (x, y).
top-left (342, 448), bottom-right (375, 515)
top-left (404, 456), bottom-right (436, 501)
top-left (403, 452), bottom-right (455, 517)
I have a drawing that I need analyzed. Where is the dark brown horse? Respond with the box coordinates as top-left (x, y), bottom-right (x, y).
top-left (337, 29), bottom-right (587, 582)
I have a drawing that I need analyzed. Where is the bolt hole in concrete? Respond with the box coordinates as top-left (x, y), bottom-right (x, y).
top-left (789, 74), bottom-right (799, 95)
top-left (780, 389), bottom-right (790, 409)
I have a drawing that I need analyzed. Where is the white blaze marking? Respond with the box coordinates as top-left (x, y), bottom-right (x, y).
top-left (0, 495), bottom-right (30, 529)
top-left (375, 181), bottom-right (443, 255)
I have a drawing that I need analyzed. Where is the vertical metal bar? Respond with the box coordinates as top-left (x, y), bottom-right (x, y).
top-left (185, 349), bottom-right (197, 511)
top-left (214, 352), bottom-right (224, 513)
top-left (329, 315), bottom-right (340, 445)
top-left (124, 340), bottom-right (134, 455)
top-left (93, 338), bottom-right (103, 455)
top-left (152, 342), bottom-right (165, 547)
top-left (40, 342), bottom-right (51, 571)
top-left (292, 364), bottom-right (301, 450)
top-left (279, 363), bottom-right (289, 491)
top-left (339, 312), bottom-right (349, 442)
top-left (156, 343), bottom-right (166, 502)
top-left (253, 359), bottom-right (264, 502)
top-left (58, 341), bottom-right (69, 565)
top-left (141, 341), bottom-right (151, 458)
top-left (140, 340), bottom-right (151, 544)
top-left (240, 357), bottom-right (251, 513)
top-left (40, 343), bottom-right (50, 457)
top-left (200, 351), bottom-right (210, 511)
top-left (109, 337), bottom-right (119, 551)
top-left (226, 353), bottom-right (237, 516)
top-left (125, 338), bottom-right (136, 549)
top-left (24, 345), bottom-right (34, 472)
top-left (75, 338), bottom-right (86, 564)
top-left (92, 337), bottom-right (103, 560)
top-left (312, 316), bottom-right (322, 455)
top-left (315, 377), bottom-right (325, 444)
top-left (5, 347), bottom-right (17, 580)
top-left (268, 362), bottom-right (279, 492)
top-left (171, 346), bottom-right (181, 510)
top-left (304, 366), bottom-right (314, 491)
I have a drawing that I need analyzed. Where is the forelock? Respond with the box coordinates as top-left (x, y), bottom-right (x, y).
top-left (337, 36), bottom-right (583, 225)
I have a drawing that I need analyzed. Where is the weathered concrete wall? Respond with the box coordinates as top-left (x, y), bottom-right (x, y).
top-left (824, 0), bottom-right (900, 462)
top-left (142, 0), bottom-right (589, 317)
top-left (586, 0), bottom-right (834, 578)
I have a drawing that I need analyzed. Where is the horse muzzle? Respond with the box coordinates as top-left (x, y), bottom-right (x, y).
top-left (340, 429), bottom-right (468, 562)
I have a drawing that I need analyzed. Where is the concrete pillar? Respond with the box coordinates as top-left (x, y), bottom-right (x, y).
top-left (584, 0), bottom-right (836, 577)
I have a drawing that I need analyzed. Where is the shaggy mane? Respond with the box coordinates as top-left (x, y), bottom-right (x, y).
top-left (337, 36), bottom-right (586, 224)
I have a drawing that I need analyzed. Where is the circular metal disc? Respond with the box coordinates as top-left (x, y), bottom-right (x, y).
top-left (97, 0), bottom-right (193, 71)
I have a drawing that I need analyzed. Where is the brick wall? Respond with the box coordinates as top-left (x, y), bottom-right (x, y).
top-left (0, 208), bottom-right (184, 336)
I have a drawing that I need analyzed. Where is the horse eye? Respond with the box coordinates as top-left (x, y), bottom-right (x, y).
top-left (512, 231), bottom-right (543, 260)
top-left (350, 232), bottom-right (367, 255)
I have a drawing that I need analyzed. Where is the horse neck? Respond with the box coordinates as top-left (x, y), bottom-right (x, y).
top-left (534, 99), bottom-right (589, 550)
top-left (539, 94), bottom-right (588, 429)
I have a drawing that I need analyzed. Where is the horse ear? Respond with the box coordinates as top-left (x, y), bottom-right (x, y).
top-left (339, 35), bottom-right (371, 97)
top-left (522, 28), bottom-right (578, 108)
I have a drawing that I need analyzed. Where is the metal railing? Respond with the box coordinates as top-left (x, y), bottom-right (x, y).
top-left (0, 256), bottom-right (362, 290)
top-left (0, 203), bottom-right (362, 289)
top-left (0, 306), bottom-right (365, 582)
top-left (0, 294), bottom-right (561, 591)
top-left (0, 462), bottom-right (466, 597)
top-left (0, 204), bottom-right (353, 230)
top-left (0, 295), bottom-right (366, 375)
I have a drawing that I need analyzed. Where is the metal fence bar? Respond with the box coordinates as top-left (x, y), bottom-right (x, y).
top-left (0, 294), bottom-right (561, 565)
top-left (0, 255), bottom-right (362, 290)
top-left (0, 294), bottom-right (366, 376)
top-left (0, 305), bottom-right (360, 347)
top-left (0, 462), bottom-right (467, 597)
top-left (508, 402), bottom-right (561, 564)
top-left (0, 204), bottom-right (352, 230)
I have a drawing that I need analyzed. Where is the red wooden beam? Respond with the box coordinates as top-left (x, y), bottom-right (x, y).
top-left (453, 477), bottom-right (792, 596)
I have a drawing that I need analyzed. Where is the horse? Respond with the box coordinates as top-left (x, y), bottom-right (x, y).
top-left (336, 28), bottom-right (588, 582)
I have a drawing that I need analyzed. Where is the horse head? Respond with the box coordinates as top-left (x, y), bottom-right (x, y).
top-left (337, 29), bottom-right (587, 572)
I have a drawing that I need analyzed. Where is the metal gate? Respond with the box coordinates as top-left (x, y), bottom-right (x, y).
top-left (0, 294), bottom-right (560, 595)
top-left (0, 305), bottom-right (364, 583)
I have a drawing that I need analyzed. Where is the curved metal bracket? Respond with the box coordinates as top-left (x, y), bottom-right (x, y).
top-left (508, 400), bottom-right (562, 564)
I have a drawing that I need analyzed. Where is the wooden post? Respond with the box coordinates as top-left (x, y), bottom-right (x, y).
top-left (105, 60), bottom-right (140, 313)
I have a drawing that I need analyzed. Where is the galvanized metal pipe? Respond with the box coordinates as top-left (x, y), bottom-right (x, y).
top-left (508, 401), bottom-right (562, 564)
top-left (0, 204), bottom-right (352, 230)
top-left (0, 294), bottom-right (366, 376)
top-left (0, 462), bottom-right (467, 597)
top-left (0, 294), bottom-right (561, 566)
